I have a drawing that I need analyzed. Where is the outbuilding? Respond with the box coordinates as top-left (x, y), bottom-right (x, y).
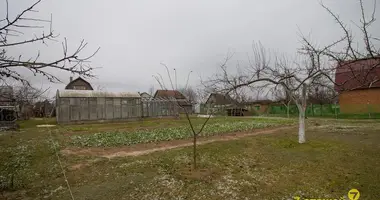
top-left (56, 90), bottom-right (142, 124)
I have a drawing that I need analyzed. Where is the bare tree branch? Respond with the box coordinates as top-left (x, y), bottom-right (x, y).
top-left (153, 65), bottom-right (215, 169)
top-left (0, 0), bottom-right (100, 85)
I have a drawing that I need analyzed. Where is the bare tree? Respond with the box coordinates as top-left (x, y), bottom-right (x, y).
top-left (153, 64), bottom-right (213, 169)
top-left (298, 0), bottom-right (380, 120)
top-left (94, 84), bottom-right (106, 91)
top-left (206, 47), bottom-right (316, 143)
top-left (206, 0), bottom-right (379, 144)
top-left (308, 75), bottom-right (337, 105)
top-left (148, 85), bottom-right (155, 96)
top-left (178, 86), bottom-right (198, 104)
top-left (12, 83), bottom-right (49, 119)
top-left (300, 0), bottom-right (380, 90)
top-left (0, 0), bottom-right (99, 85)
top-left (195, 87), bottom-right (209, 104)
top-left (273, 85), bottom-right (293, 118)
top-left (13, 84), bottom-right (48, 103)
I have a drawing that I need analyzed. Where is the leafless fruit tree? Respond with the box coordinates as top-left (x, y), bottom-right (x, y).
top-left (300, 0), bottom-right (380, 90)
top-left (153, 64), bottom-right (213, 169)
top-left (307, 75), bottom-right (337, 105)
top-left (206, 46), bottom-right (316, 143)
top-left (206, 0), bottom-right (379, 143)
top-left (0, 0), bottom-right (99, 85)
top-left (273, 84), bottom-right (293, 118)
top-left (178, 86), bottom-right (198, 105)
top-left (148, 85), bottom-right (155, 96)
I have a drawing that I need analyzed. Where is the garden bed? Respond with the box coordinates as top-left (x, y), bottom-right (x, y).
top-left (70, 118), bottom-right (294, 147)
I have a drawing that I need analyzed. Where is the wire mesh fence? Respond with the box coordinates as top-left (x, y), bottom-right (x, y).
top-left (268, 104), bottom-right (380, 119)
top-left (194, 101), bottom-right (380, 119)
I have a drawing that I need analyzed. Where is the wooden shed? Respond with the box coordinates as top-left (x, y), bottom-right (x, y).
top-left (153, 90), bottom-right (192, 114)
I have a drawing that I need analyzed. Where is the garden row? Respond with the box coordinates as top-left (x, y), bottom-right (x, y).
top-left (70, 118), bottom-right (295, 147)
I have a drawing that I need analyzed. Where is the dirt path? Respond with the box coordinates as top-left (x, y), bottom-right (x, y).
top-left (62, 125), bottom-right (296, 159)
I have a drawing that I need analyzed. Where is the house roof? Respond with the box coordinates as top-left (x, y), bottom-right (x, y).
top-left (154, 90), bottom-right (186, 99)
top-left (65, 77), bottom-right (94, 90)
top-left (335, 57), bottom-right (380, 91)
top-left (139, 92), bottom-right (151, 97)
top-left (153, 90), bottom-right (191, 106)
top-left (205, 93), bottom-right (236, 105)
top-left (57, 90), bottom-right (141, 98)
top-left (242, 99), bottom-right (273, 105)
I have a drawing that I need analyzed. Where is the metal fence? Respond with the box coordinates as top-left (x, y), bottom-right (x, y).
top-left (269, 104), bottom-right (380, 119)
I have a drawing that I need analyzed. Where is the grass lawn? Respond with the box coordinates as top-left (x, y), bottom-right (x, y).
top-left (1, 117), bottom-right (380, 199)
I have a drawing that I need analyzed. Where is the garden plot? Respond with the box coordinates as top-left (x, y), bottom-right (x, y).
top-left (2, 118), bottom-right (380, 199)
top-left (69, 118), bottom-right (295, 147)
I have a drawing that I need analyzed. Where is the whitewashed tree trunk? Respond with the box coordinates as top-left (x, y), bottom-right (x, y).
top-left (298, 106), bottom-right (306, 143)
top-left (296, 84), bottom-right (307, 144)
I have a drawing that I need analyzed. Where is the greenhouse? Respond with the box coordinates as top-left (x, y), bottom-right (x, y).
top-left (56, 90), bottom-right (178, 124)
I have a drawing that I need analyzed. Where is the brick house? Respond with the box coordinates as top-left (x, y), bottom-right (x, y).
top-left (153, 90), bottom-right (192, 113)
top-left (335, 57), bottom-right (380, 113)
top-left (65, 77), bottom-right (93, 90)
top-left (242, 100), bottom-right (273, 114)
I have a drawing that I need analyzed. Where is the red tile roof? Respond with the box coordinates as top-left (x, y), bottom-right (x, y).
top-left (335, 57), bottom-right (380, 91)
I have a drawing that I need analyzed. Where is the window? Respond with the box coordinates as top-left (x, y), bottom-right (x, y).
top-left (73, 85), bottom-right (86, 90)
top-left (255, 106), bottom-right (260, 110)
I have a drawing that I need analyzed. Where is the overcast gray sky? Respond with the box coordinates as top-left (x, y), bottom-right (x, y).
top-left (3, 0), bottom-right (379, 96)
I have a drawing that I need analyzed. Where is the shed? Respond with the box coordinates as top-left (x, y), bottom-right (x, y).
top-left (205, 93), bottom-right (236, 106)
top-left (0, 86), bottom-right (18, 130)
top-left (242, 100), bottom-right (273, 114)
top-left (226, 107), bottom-right (249, 116)
top-left (153, 90), bottom-right (192, 113)
top-left (56, 90), bottom-right (142, 124)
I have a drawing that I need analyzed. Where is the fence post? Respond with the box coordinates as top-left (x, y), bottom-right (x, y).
top-left (335, 103), bottom-right (338, 119)
top-left (140, 99), bottom-right (143, 118)
top-left (321, 104), bottom-right (323, 117)
top-left (368, 102), bottom-right (371, 119)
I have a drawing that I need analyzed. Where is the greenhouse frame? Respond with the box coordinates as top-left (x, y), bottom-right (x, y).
top-left (56, 90), bottom-right (179, 124)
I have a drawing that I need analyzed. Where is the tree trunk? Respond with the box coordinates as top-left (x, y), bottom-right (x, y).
top-left (298, 84), bottom-right (307, 144)
top-left (193, 134), bottom-right (197, 169)
top-left (286, 101), bottom-right (290, 118)
top-left (298, 109), bottom-right (306, 143)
